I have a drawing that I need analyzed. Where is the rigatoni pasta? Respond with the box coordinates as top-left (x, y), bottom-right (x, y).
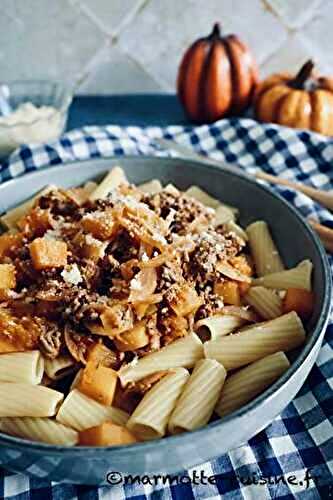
top-left (0, 185), bottom-right (55, 229)
top-left (138, 179), bottom-right (162, 194)
top-left (0, 351), bottom-right (44, 384)
top-left (246, 220), bottom-right (284, 276)
top-left (0, 417), bottom-right (78, 446)
top-left (185, 186), bottom-right (221, 208)
top-left (119, 333), bottom-right (203, 385)
top-left (253, 259), bottom-right (313, 291)
top-left (56, 389), bottom-right (129, 431)
top-left (126, 368), bottom-right (189, 440)
top-left (89, 166), bottom-right (128, 200)
top-left (215, 352), bottom-right (290, 417)
top-left (204, 312), bottom-right (305, 370)
top-left (244, 286), bottom-right (282, 320)
top-left (195, 314), bottom-right (247, 341)
top-left (0, 168), bottom-right (313, 447)
top-left (168, 359), bottom-right (226, 434)
top-left (0, 384), bottom-right (63, 417)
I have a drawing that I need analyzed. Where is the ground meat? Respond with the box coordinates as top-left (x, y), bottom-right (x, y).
top-left (184, 230), bottom-right (243, 285)
top-left (63, 290), bottom-right (108, 326)
top-left (38, 190), bottom-right (80, 220)
top-left (196, 289), bottom-right (224, 320)
top-left (64, 325), bottom-right (97, 364)
top-left (156, 258), bottom-right (184, 293)
top-left (107, 230), bottom-right (139, 263)
top-left (142, 191), bottom-right (214, 236)
top-left (215, 227), bottom-right (246, 255)
top-left (135, 313), bottom-right (161, 356)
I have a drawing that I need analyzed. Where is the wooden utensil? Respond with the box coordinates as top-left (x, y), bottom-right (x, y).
top-left (308, 219), bottom-right (333, 252)
top-left (154, 137), bottom-right (333, 252)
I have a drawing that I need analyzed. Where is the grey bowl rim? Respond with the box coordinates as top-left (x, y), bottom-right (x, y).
top-left (0, 154), bottom-right (330, 455)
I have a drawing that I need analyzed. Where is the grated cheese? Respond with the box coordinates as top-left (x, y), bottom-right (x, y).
top-left (61, 264), bottom-right (83, 286)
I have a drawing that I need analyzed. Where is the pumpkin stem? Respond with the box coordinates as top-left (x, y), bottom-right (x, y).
top-left (210, 23), bottom-right (221, 38)
top-left (291, 59), bottom-right (315, 89)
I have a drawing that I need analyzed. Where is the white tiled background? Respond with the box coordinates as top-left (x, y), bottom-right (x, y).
top-left (3, 0), bottom-right (332, 94)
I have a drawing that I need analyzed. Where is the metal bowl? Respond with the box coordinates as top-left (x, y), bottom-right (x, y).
top-left (0, 156), bottom-right (330, 484)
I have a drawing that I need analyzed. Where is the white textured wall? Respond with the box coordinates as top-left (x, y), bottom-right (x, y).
top-left (2, 0), bottom-right (331, 94)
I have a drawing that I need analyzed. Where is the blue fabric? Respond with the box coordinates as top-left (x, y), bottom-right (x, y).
top-left (0, 118), bottom-right (332, 499)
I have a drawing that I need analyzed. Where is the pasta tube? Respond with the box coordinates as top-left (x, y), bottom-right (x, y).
top-left (246, 221), bottom-right (284, 276)
top-left (126, 368), bottom-right (189, 440)
top-left (244, 287), bottom-right (282, 320)
top-left (119, 332), bottom-right (203, 385)
top-left (89, 167), bottom-right (128, 200)
top-left (56, 389), bottom-right (129, 431)
top-left (185, 186), bottom-right (221, 208)
top-left (213, 205), bottom-right (235, 225)
top-left (215, 352), bottom-right (290, 417)
top-left (0, 384), bottom-right (63, 417)
top-left (253, 260), bottom-right (313, 291)
top-left (44, 354), bottom-right (76, 380)
top-left (0, 417), bottom-right (78, 446)
top-left (223, 221), bottom-right (248, 241)
top-left (204, 311), bottom-right (305, 370)
top-left (168, 359), bottom-right (226, 434)
top-left (195, 315), bottom-right (247, 341)
top-left (0, 351), bottom-right (44, 384)
top-left (0, 185), bottom-right (55, 229)
top-left (138, 179), bottom-right (162, 194)
top-left (83, 181), bottom-right (98, 194)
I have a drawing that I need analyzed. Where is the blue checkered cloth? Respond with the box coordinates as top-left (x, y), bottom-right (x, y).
top-left (0, 118), bottom-right (332, 499)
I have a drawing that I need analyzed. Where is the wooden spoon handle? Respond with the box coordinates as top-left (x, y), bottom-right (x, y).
top-left (255, 171), bottom-right (333, 212)
top-left (308, 219), bottom-right (333, 252)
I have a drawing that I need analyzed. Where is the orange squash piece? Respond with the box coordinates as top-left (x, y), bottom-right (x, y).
top-left (282, 288), bottom-right (314, 320)
top-left (0, 309), bottom-right (41, 352)
top-left (0, 264), bottom-right (16, 289)
top-left (77, 360), bottom-right (118, 405)
top-left (0, 233), bottom-right (22, 259)
top-left (214, 281), bottom-right (241, 306)
top-left (29, 238), bottom-right (67, 270)
top-left (169, 284), bottom-right (203, 316)
top-left (81, 212), bottom-right (116, 241)
top-left (79, 421), bottom-right (138, 446)
top-left (17, 207), bottom-right (52, 236)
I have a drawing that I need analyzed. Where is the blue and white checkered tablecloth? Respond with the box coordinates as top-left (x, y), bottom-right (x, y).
top-left (0, 118), bottom-right (332, 500)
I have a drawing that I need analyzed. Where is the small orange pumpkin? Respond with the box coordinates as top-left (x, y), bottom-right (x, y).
top-left (177, 23), bottom-right (259, 123)
top-left (254, 60), bottom-right (333, 136)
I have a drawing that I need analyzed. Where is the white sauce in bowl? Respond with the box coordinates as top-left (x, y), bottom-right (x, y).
top-left (0, 102), bottom-right (64, 156)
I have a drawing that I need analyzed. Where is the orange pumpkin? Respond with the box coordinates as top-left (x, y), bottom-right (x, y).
top-left (177, 23), bottom-right (259, 123)
top-left (255, 60), bottom-right (333, 135)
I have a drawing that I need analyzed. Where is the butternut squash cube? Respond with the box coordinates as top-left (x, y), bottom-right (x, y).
top-left (81, 212), bottom-right (116, 240)
top-left (169, 284), bottom-right (203, 316)
top-left (77, 360), bottom-right (118, 405)
top-left (17, 207), bottom-right (51, 236)
top-left (29, 238), bottom-right (67, 270)
top-left (214, 281), bottom-right (241, 306)
top-left (282, 288), bottom-right (314, 320)
top-left (0, 233), bottom-right (22, 259)
top-left (79, 421), bottom-right (138, 446)
top-left (0, 264), bottom-right (16, 289)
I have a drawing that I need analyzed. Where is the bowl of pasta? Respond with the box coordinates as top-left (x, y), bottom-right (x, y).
top-left (0, 156), bottom-right (330, 484)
